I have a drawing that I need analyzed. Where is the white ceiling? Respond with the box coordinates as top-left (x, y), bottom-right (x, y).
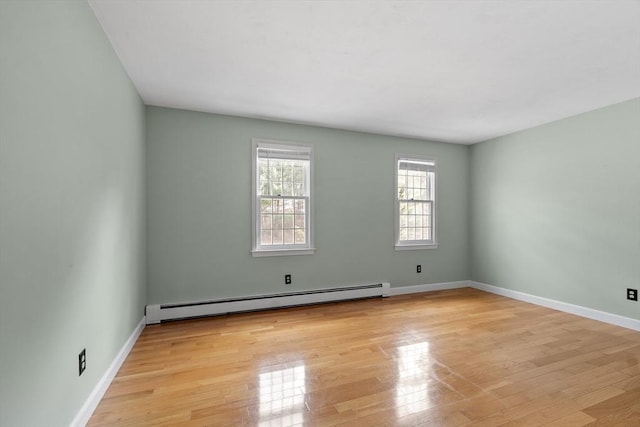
top-left (89, 0), bottom-right (640, 144)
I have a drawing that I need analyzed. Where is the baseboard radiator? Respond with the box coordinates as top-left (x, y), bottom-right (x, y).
top-left (146, 282), bottom-right (390, 324)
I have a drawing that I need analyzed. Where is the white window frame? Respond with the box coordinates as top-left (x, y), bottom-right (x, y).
top-left (394, 153), bottom-right (438, 250)
top-left (251, 138), bottom-right (315, 257)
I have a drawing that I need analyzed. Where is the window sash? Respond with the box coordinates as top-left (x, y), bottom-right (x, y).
top-left (398, 200), bottom-right (433, 243)
top-left (257, 195), bottom-right (309, 249)
top-left (258, 157), bottom-right (309, 197)
top-left (397, 159), bottom-right (434, 203)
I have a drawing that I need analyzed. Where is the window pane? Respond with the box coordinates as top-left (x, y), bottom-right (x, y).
top-left (284, 229), bottom-right (294, 245)
top-left (261, 215), bottom-right (272, 229)
top-left (284, 214), bottom-right (294, 228)
top-left (398, 186), bottom-right (406, 200)
top-left (406, 202), bottom-right (415, 214)
top-left (274, 199), bottom-right (284, 214)
top-left (272, 229), bottom-right (283, 245)
top-left (295, 229), bottom-right (305, 244)
top-left (272, 214), bottom-right (283, 229)
top-left (282, 163), bottom-right (292, 182)
top-left (259, 161), bottom-right (268, 174)
top-left (284, 199), bottom-right (294, 213)
top-left (261, 230), bottom-right (272, 245)
top-left (295, 215), bottom-right (305, 228)
top-left (269, 164), bottom-right (279, 182)
top-left (259, 181), bottom-right (270, 196)
top-left (261, 199), bottom-right (272, 213)
top-left (423, 228), bottom-right (431, 240)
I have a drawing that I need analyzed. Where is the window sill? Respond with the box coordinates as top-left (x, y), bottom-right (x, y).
top-left (395, 243), bottom-right (438, 251)
top-left (252, 248), bottom-right (316, 257)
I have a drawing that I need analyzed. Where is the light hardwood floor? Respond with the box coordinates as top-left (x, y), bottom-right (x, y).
top-left (89, 288), bottom-right (639, 426)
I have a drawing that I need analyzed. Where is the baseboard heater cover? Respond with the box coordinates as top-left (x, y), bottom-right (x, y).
top-left (146, 282), bottom-right (390, 324)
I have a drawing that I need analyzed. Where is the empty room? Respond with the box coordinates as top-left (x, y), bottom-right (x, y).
top-left (1, 0), bottom-right (639, 426)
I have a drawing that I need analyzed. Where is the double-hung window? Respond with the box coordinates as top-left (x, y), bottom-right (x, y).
top-left (252, 138), bottom-right (314, 256)
top-left (395, 154), bottom-right (437, 250)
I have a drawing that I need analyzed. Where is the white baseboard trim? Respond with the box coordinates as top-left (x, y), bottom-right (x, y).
top-left (70, 316), bottom-right (146, 427)
top-left (389, 280), bottom-right (470, 296)
top-left (470, 281), bottom-right (640, 331)
top-left (389, 280), bottom-right (639, 331)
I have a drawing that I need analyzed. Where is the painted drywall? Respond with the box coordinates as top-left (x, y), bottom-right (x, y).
top-left (470, 98), bottom-right (640, 319)
top-left (0, 1), bottom-right (146, 426)
top-left (146, 107), bottom-right (469, 304)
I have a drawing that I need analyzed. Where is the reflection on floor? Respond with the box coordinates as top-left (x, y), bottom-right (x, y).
top-left (259, 364), bottom-right (306, 426)
top-left (396, 342), bottom-right (432, 417)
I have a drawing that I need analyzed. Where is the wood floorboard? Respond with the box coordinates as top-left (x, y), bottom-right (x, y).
top-left (88, 288), bottom-right (639, 426)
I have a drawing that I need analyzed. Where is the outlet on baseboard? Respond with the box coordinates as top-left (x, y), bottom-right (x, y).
top-left (79, 348), bottom-right (86, 376)
top-left (627, 288), bottom-right (638, 301)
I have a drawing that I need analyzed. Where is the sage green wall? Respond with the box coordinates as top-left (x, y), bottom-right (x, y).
top-left (146, 106), bottom-right (469, 304)
top-left (0, 1), bottom-right (146, 426)
top-left (470, 98), bottom-right (640, 319)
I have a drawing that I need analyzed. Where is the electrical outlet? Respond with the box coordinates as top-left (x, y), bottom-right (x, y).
top-left (79, 349), bottom-right (86, 376)
top-left (285, 274), bottom-right (292, 285)
top-left (627, 288), bottom-right (638, 301)
top-left (417, 265), bottom-right (422, 273)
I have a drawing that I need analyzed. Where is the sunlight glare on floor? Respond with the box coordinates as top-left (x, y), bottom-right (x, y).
top-left (396, 341), bottom-right (432, 417)
top-left (259, 363), bottom-right (306, 426)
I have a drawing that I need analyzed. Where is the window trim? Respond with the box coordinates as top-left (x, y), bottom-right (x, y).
top-left (251, 138), bottom-right (315, 257)
top-left (394, 153), bottom-right (438, 250)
